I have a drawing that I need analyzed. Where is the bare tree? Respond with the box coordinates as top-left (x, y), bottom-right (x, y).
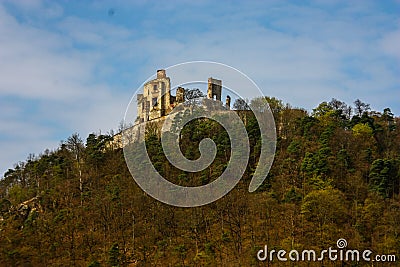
top-left (354, 99), bottom-right (370, 117)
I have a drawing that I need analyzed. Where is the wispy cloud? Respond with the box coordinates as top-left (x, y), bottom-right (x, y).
top-left (0, 3), bottom-right (129, 173)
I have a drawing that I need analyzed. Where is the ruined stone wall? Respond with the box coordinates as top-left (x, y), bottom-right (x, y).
top-left (137, 70), bottom-right (225, 124)
top-left (207, 77), bottom-right (222, 101)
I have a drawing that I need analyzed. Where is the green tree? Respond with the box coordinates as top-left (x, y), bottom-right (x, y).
top-left (369, 158), bottom-right (399, 198)
top-left (352, 123), bottom-right (373, 138)
top-left (301, 188), bottom-right (348, 243)
top-left (108, 243), bottom-right (120, 267)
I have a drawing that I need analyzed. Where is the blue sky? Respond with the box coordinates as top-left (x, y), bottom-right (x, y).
top-left (0, 0), bottom-right (399, 176)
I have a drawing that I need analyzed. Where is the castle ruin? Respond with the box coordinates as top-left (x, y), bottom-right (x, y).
top-left (136, 69), bottom-right (230, 123)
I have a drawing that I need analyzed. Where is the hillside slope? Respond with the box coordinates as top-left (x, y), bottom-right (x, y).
top-left (1, 98), bottom-right (399, 266)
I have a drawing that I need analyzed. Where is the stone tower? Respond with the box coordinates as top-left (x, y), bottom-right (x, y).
top-left (138, 69), bottom-right (171, 122)
top-left (157, 69), bottom-right (166, 79)
top-left (207, 77), bottom-right (222, 101)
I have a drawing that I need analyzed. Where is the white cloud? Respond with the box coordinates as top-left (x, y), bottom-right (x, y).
top-left (0, 4), bottom-right (130, 174)
top-left (0, 7), bottom-right (93, 100)
top-left (380, 21), bottom-right (400, 60)
top-left (57, 16), bottom-right (133, 47)
top-left (3, 0), bottom-right (63, 19)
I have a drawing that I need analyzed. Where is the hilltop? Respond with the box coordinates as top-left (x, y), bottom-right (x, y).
top-left (0, 97), bottom-right (399, 266)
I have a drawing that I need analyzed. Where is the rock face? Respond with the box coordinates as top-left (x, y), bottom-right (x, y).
top-left (10, 196), bottom-right (43, 222)
top-left (0, 196), bottom-right (43, 231)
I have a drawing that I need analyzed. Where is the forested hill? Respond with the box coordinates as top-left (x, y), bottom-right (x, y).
top-left (1, 97), bottom-right (399, 266)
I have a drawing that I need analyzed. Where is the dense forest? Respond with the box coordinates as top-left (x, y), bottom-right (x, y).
top-left (0, 97), bottom-right (399, 266)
